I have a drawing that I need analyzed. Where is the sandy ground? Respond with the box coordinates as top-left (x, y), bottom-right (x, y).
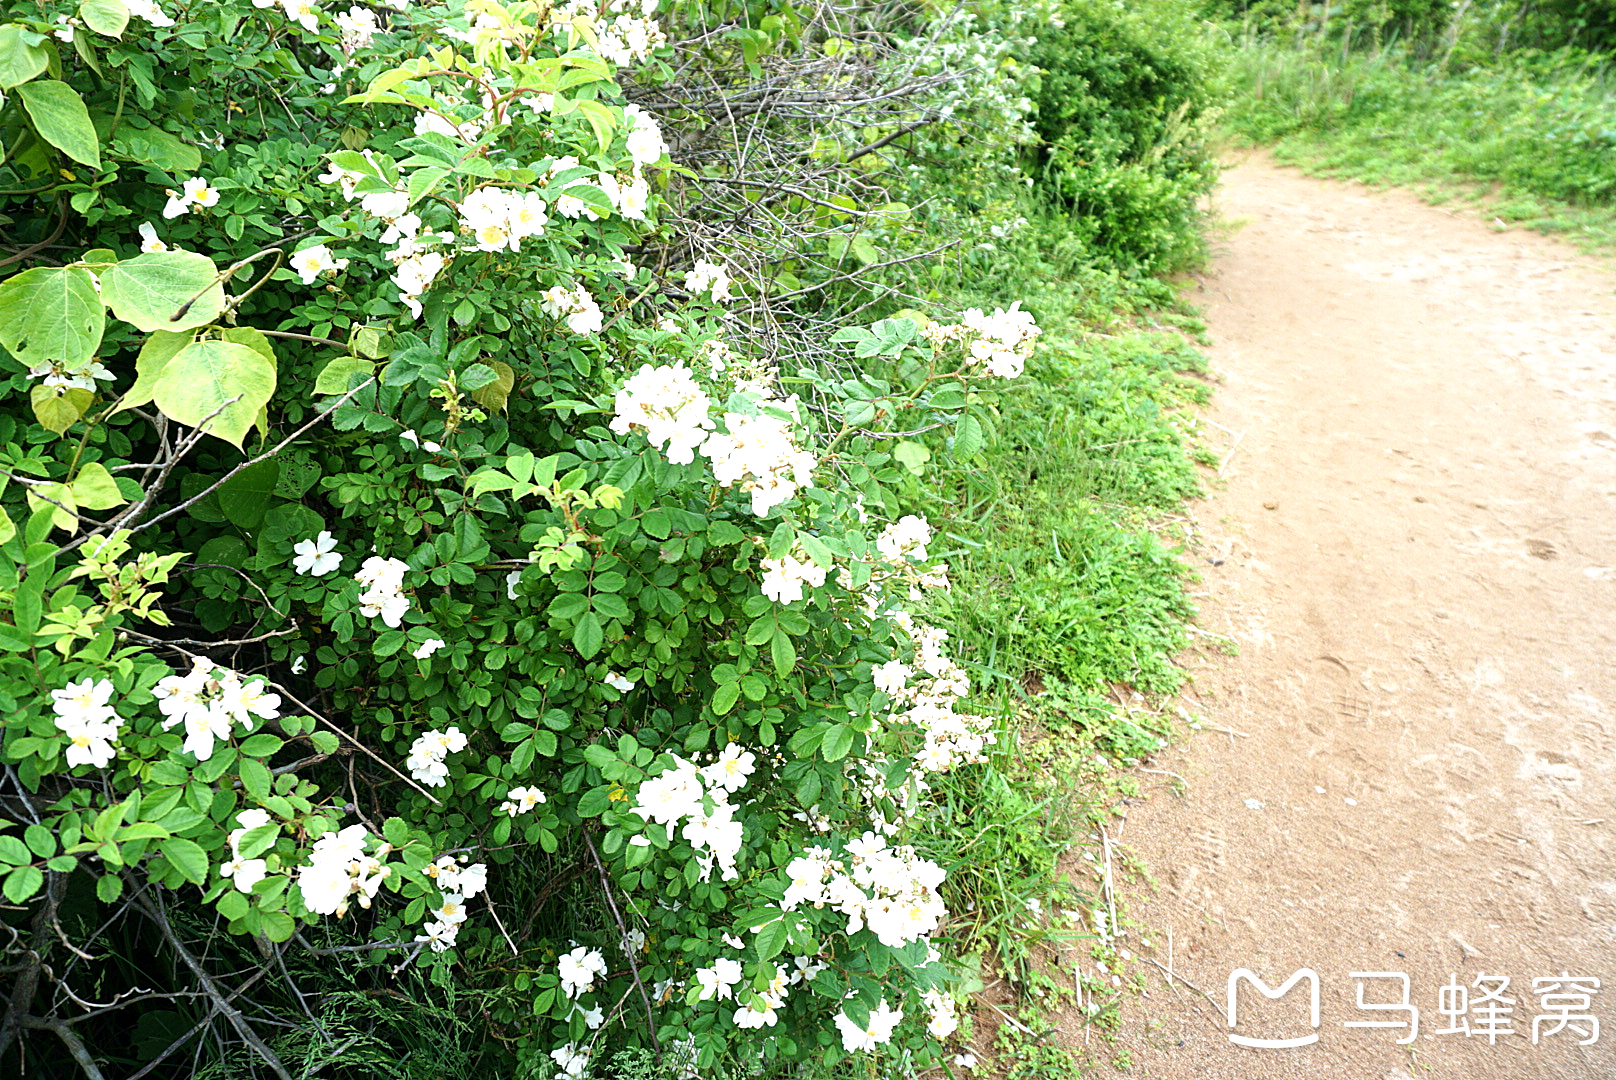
top-left (1069, 153), bottom-right (1616, 1079)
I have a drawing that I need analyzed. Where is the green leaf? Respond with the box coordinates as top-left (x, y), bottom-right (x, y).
top-left (18, 80), bottom-right (101, 168)
top-left (112, 329), bottom-right (193, 414)
top-left (3, 865), bottom-right (43, 903)
top-left (821, 723), bottom-right (854, 762)
top-left (0, 24), bottom-right (49, 89)
top-left (310, 730), bottom-right (340, 754)
top-left (96, 873), bottom-right (122, 903)
top-left (217, 889), bottom-right (250, 921)
top-left (111, 126), bottom-right (201, 173)
top-left (216, 460), bottom-right (280, 530)
top-left (0, 835), bottom-right (28, 864)
top-left (238, 757), bottom-right (271, 799)
top-left (115, 822), bottom-right (171, 842)
top-left (0, 266), bottom-right (104, 369)
top-left (79, 0), bottom-right (130, 37)
top-left (572, 610), bottom-right (603, 659)
top-left (754, 919), bottom-right (789, 962)
top-left (70, 462), bottom-right (125, 510)
top-left (101, 251), bottom-right (226, 334)
top-left (23, 825), bottom-right (53, 859)
top-left (953, 413), bottom-right (984, 460)
top-left (159, 837), bottom-right (208, 885)
top-left (313, 356), bottom-right (374, 395)
top-left (239, 733), bottom-right (283, 758)
top-left (151, 340), bottom-right (277, 449)
top-left (574, 99), bottom-right (618, 155)
top-left (711, 681), bottom-right (741, 716)
top-left (770, 627), bottom-right (797, 677)
top-left (892, 440), bottom-right (930, 477)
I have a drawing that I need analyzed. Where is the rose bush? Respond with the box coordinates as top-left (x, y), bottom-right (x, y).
top-left (0, 1), bottom-right (1050, 1076)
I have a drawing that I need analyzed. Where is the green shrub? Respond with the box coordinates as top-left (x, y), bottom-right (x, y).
top-left (1023, 0), bottom-right (1225, 272)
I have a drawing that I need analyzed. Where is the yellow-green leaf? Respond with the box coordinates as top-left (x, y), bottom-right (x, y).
top-left (111, 329), bottom-right (193, 414)
top-left (30, 385), bottom-right (93, 438)
top-left (101, 251), bottom-right (226, 333)
top-left (469, 360), bottom-right (515, 413)
top-left (151, 340), bottom-right (277, 449)
top-left (79, 0), bottom-right (130, 38)
top-left (70, 461), bottom-right (125, 510)
top-left (313, 356), bottom-right (374, 395)
top-left (0, 24), bottom-right (48, 90)
top-left (25, 479), bottom-right (78, 532)
top-left (0, 266), bottom-right (104, 369)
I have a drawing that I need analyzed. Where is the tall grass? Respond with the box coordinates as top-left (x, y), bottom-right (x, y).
top-left (1224, 20), bottom-right (1616, 244)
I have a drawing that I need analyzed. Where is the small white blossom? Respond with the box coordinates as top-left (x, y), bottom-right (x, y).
top-left (292, 531), bottom-right (342, 576)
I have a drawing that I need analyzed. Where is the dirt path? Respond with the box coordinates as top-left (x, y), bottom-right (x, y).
top-left (1083, 153), bottom-right (1616, 1079)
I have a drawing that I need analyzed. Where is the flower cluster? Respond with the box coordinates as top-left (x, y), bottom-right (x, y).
top-left (759, 551), bottom-right (827, 605)
top-left (27, 360), bottom-right (113, 394)
top-left (881, 613), bottom-right (994, 772)
top-left (592, 2), bottom-right (667, 68)
top-left (356, 556), bottom-right (410, 627)
top-left (700, 398), bottom-right (818, 517)
top-left (333, 4), bottom-right (379, 53)
top-left (781, 831), bottom-right (947, 948)
top-left (684, 258), bottom-right (734, 301)
top-left (406, 726), bottom-right (467, 787)
top-left (630, 746), bottom-right (756, 882)
top-left (219, 808), bottom-right (274, 893)
top-left (961, 302), bottom-right (1041, 378)
top-left (153, 656), bottom-right (282, 762)
top-left (876, 514), bottom-right (932, 563)
top-left (128, 0), bottom-right (176, 27)
top-left (296, 825), bottom-right (387, 916)
top-left (622, 104), bottom-right (669, 168)
top-left (50, 678), bottom-right (124, 769)
top-left (414, 857), bottom-right (488, 951)
top-left (162, 177), bottom-right (220, 219)
top-left (550, 1043), bottom-right (590, 1080)
top-left (610, 363), bottom-right (713, 465)
top-left (540, 284), bottom-right (604, 335)
top-left (458, 186), bottom-right (550, 253)
top-left (834, 998), bottom-right (906, 1052)
top-left (922, 987), bottom-right (960, 1039)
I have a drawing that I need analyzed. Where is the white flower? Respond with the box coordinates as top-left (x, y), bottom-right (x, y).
top-left (834, 998), bottom-right (904, 1052)
top-left (281, 0), bottom-right (320, 33)
top-left (610, 363), bottom-right (713, 465)
top-left (699, 401), bottom-right (817, 517)
top-left (550, 1043), bottom-right (589, 1080)
top-left (292, 531), bottom-right (342, 576)
top-left (953, 1052), bottom-right (978, 1069)
top-left (558, 946), bottom-right (607, 998)
top-left (412, 638), bottom-right (447, 660)
top-left (694, 957), bottom-right (743, 1001)
top-left (499, 785), bottom-right (547, 816)
top-left (220, 853), bottom-right (269, 892)
top-left (138, 222), bottom-right (168, 253)
top-left (759, 553), bottom-right (826, 605)
top-left (182, 176), bottom-right (220, 209)
top-left (127, 0), bottom-right (177, 26)
top-left (683, 259), bottom-right (733, 302)
top-left (877, 515), bottom-right (932, 563)
top-left (357, 556), bottom-right (411, 627)
top-left (291, 244), bottom-right (348, 285)
top-left (604, 672), bottom-right (635, 693)
top-left (291, 655), bottom-right (308, 675)
top-left (505, 569), bottom-right (523, 600)
top-left (52, 15), bottom-right (77, 42)
top-left (333, 5), bottom-right (378, 52)
top-left (923, 988), bottom-right (959, 1039)
top-left (701, 744), bottom-right (756, 794)
top-left (540, 285), bottom-right (603, 335)
top-left (871, 659), bottom-right (910, 696)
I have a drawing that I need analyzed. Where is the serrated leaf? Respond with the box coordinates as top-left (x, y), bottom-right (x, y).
top-left (770, 627), bottom-right (796, 677)
top-left (4, 865), bottom-right (43, 903)
top-left (572, 610), bottom-right (603, 658)
top-left (754, 919), bottom-right (789, 962)
top-left (820, 723), bottom-right (854, 762)
top-left (953, 413), bottom-right (984, 460)
top-left (711, 681), bottom-right (741, 716)
top-left (18, 80), bottom-right (100, 167)
top-left (101, 250), bottom-right (226, 333)
top-left (96, 872), bottom-right (122, 902)
top-left (159, 837), bottom-right (208, 885)
top-left (0, 266), bottom-right (104, 369)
